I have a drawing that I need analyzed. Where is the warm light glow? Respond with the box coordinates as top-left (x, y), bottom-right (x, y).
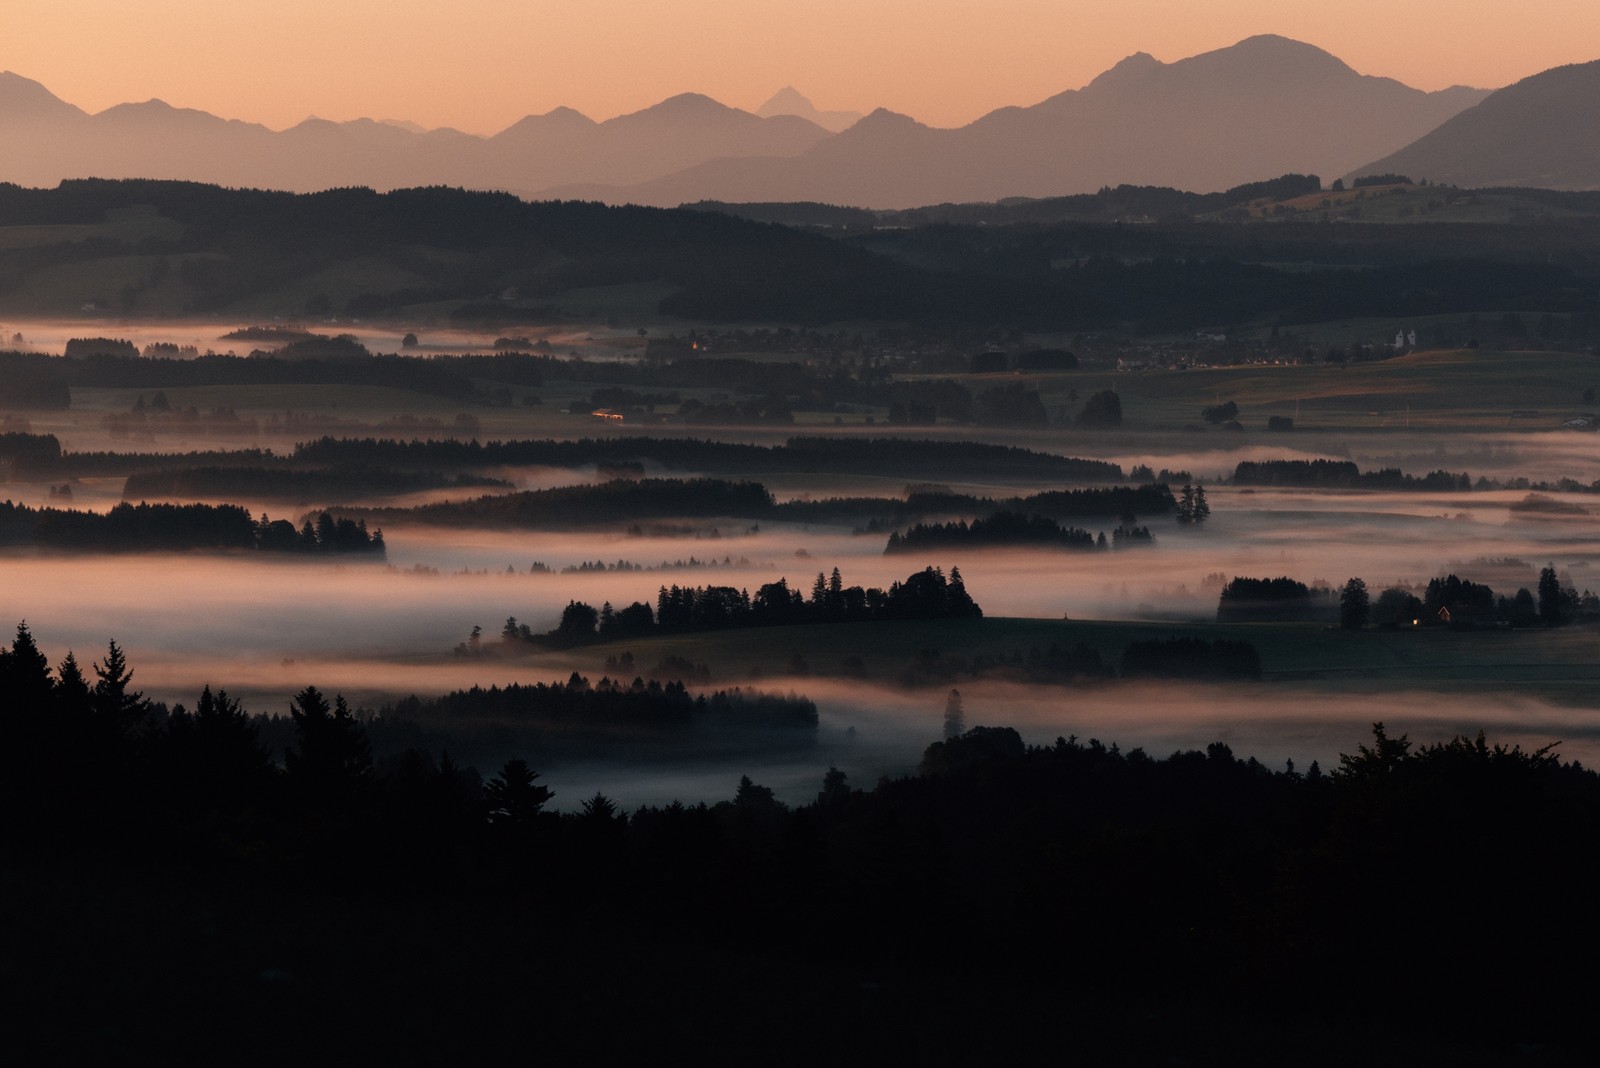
top-left (5, 1), bottom-right (1597, 134)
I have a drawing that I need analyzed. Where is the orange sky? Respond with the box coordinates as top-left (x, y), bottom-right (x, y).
top-left (6, 1), bottom-right (1598, 134)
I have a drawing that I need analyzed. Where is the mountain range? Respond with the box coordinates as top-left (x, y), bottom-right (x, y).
top-left (1, 37), bottom-right (1592, 207)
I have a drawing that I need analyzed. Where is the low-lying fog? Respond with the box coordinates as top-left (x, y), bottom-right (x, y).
top-left (552, 676), bottom-right (1600, 811)
top-left (9, 468), bottom-right (1600, 807)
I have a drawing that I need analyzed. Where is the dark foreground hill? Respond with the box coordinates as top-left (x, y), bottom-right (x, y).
top-left (5, 614), bottom-right (1600, 1062)
top-left (4, 179), bottom-right (1600, 331)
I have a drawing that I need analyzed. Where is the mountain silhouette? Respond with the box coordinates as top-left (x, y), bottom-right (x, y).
top-left (556, 35), bottom-right (1491, 207)
top-left (0, 38), bottom-right (1493, 205)
top-left (757, 87), bottom-right (863, 133)
top-left (0, 76), bottom-right (829, 195)
top-left (1350, 59), bottom-right (1600, 189)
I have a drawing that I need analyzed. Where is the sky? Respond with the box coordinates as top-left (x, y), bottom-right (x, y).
top-left (5, 1), bottom-right (1599, 134)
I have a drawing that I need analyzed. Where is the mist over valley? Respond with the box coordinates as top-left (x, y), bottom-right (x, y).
top-left (6, 24), bottom-right (1600, 1054)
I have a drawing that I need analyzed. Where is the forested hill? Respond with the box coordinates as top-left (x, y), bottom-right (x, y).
top-left (0, 180), bottom-right (1099, 327)
top-left (2, 179), bottom-right (1598, 329)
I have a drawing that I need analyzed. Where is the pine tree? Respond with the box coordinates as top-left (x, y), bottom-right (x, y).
top-left (285, 685), bottom-right (372, 807)
top-left (55, 651), bottom-right (90, 711)
top-left (1194, 483), bottom-right (1210, 523)
top-left (484, 758), bottom-right (553, 826)
top-left (947, 567), bottom-right (981, 618)
top-left (92, 639), bottom-right (147, 736)
top-left (5, 622), bottom-right (53, 711)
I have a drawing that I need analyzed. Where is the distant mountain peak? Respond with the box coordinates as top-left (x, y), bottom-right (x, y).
top-left (541, 105), bottom-right (594, 123)
top-left (1086, 51), bottom-right (1163, 90)
top-left (1198, 34), bottom-right (1355, 76)
top-left (641, 92), bottom-right (734, 116)
top-left (857, 107), bottom-right (918, 127)
top-left (758, 86), bottom-right (865, 133)
top-left (759, 86), bottom-right (812, 111)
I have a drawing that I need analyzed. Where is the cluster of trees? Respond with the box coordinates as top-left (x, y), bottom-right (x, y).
top-left (358, 475), bottom-right (1178, 538)
top-left (0, 499), bottom-right (383, 555)
top-left (1217, 576), bottom-right (1336, 623)
top-left (382, 677), bottom-right (816, 736)
top-left (8, 614), bottom-right (1600, 1059)
top-left (837, 484), bottom-right (1177, 533)
top-left (1077, 389), bottom-right (1123, 427)
top-left (0, 430), bottom-right (64, 477)
top-left (1339, 565), bottom-right (1593, 629)
top-left (1175, 482), bottom-right (1210, 523)
top-left (254, 511), bottom-right (387, 556)
top-left (886, 512), bottom-right (1099, 552)
top-left (1232, 459), bottom-right (1471, 491)
top-left (294, 435), bottom-right (1125, 485)
top-left (482, 566), bottom-right (983, 651)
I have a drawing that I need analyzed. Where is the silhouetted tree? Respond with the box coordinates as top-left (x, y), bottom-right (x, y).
top-left (2, 622), bottom-right (53, 712)
top-left (554, 601), bottom-right (599, 645)
top-left (164, 686), bottom-right (271, 810)
top-left (1339, 578), bottom-right (1370, 629)
top-left (484, 758), bottom-right (553, 826)
top-left (1539, 565), bottom-right (1564, 626)
top-left (1078, 389), bottom-right (1122, 427)
top-left (92, 639), bottom-right (147, 736)
top-left (55, 650), bottom-right (90, 709)
top-left (580, 791), bottom-right (622, 822)
top-left (1372, 587), bottom-right (1423, 628)
top-left (285, 685), bottom-right (373, 808)
top-left (817, 766), bottom-right (850, 807)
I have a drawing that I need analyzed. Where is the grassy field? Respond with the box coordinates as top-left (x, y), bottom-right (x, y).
top-left (960, 347), bottom-right (1600, 432)
top-left (1235, 184), bottom-right (1587, 225)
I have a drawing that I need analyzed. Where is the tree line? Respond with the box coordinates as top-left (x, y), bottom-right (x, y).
top-left (293, 434), bottom-right (1125, 483)
top-left (0, 499), bottom-right (384, 555)
top-left (886, 511), bottom-right (1100, 552)
top-left (5, 616), bottom-right (1597, 1060)
top-left (1232, 458), bottom-right (1472, 490)
top-left (1224, 566), bottom-right (1598, 628)
top-left (477, 565), bottom-right (982, 652)
top-left (1335, 564), bottom-right (1594, 629)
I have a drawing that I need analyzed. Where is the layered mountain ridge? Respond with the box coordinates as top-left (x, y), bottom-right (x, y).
top-left (7, 36), bottom-right (1584, 208)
